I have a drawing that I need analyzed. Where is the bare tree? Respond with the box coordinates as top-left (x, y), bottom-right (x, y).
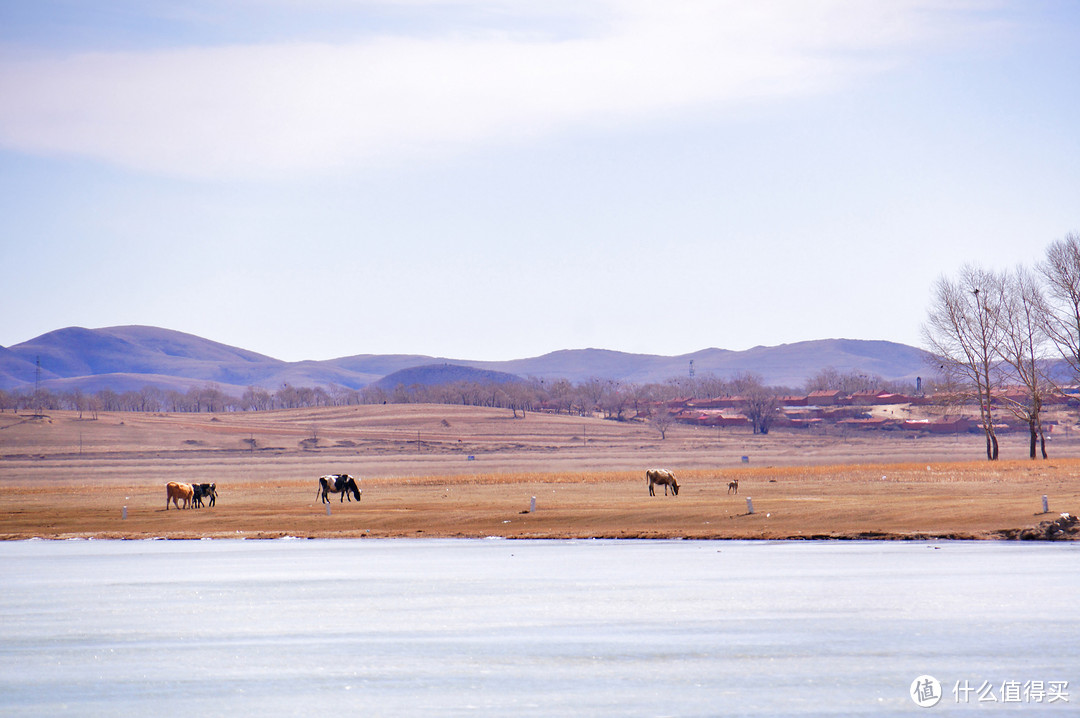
top-left (538, 379), bottom-right (570, 414)
top-left (730, 372), bottom-right (780, 435)
top-left (580, 378), bottom-right (606, 415)
top-left (360, 385), bottom-right (389, 404)
top-left (998, 267), bottom-right (1051, 458)
top-left (87, 392), bottom-right (101, 420)
top-left (598, 381), bottom-right (629, 420)
top-left (242, 386), bottom-right (273, 411)
top-left (923, 265), bottom-right (1008, 460)
top-left (70, 388), bottom-right (87, 419)
top-left (651, 410), bottom-right (674, 439)
top-left (98, 388), bottom-right (120, 411)
top-left (1038, 231), bottom-right (1080, 380)
top-left (805, 367), bottom-right (883, 395)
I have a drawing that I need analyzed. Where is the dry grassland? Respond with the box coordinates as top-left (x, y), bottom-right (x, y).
top-left (1, 405), bottom-right (1078, 540)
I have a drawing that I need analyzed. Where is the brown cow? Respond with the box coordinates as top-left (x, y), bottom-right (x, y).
top-left (646, 469), bottom-right (679, 496)
top-left (166, 481), bottom-right (194, 510)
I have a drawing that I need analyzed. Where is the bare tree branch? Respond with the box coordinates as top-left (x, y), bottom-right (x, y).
top-left (922, 265), bottom-right (1008, 460)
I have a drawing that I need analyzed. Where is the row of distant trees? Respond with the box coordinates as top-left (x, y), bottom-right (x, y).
top-left (923, 232), bottom-right (1080, 461)
top-left (0, 367), bottom-right (917, 430)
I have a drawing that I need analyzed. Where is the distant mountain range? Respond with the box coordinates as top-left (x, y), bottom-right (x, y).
top-left (0, 325), bottom-right (933, 394)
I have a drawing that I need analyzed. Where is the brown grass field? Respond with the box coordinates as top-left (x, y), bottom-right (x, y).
top-left (1, 404), bottom-right (1078, 540)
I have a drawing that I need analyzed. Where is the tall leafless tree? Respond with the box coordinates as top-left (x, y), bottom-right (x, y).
top-left (998, 267), bottom-right (1051, 458)
top-left (923, 265), bottom-right (1008, 460)
top-left (1038, 232), bottom-right (1080, 379)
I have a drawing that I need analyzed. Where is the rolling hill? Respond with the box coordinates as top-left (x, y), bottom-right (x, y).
top-left (373, 364), bottom-right (525, 391)
top-left (1, 325), bottom-right (933, 394)
top-left (475, 340), bottom-right (930, 387)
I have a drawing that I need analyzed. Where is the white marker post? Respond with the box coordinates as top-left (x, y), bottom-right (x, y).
top-left (326, 503), bottom-right (332, 516)
top-left (746, 497), bottom-right (755, 515)
top-left (122, 506), bottom-right (127, 520)
top-left (530, 496), bottom-right (536, 513)
top-left (1043, 495), bottom-right (1049, 514)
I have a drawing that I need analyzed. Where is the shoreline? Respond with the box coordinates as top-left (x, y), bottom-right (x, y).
top-left (3, 507), bottom-right (1076, 543)
top-left (1, 530), bottom-right (997, 541)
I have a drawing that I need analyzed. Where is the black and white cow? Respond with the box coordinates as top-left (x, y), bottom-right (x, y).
top-left (192, 483), bottom-right (217, 508)
top-left (316, 474), bottom-right (361, 504)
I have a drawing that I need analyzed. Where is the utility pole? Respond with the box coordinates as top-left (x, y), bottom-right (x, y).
top-left (33, 356), bottom-right (42, 414)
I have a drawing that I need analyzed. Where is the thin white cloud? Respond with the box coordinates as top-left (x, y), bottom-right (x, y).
top-left (0, 0), bottom-right (991, 179)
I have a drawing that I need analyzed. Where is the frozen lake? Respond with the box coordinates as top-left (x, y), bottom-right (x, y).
top-left (1, 539), bottom-right (1076, 716)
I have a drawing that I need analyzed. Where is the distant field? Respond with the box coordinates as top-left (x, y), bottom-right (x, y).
top-left (1, 405), bottom-right (1077, 540)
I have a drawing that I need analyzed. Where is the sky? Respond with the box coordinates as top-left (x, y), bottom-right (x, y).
top-left (1, 0), bottom-right (1078, 363)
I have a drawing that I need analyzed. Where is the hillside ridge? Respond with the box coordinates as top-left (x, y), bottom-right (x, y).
top-left (1, 325), bottom-right (932, 393)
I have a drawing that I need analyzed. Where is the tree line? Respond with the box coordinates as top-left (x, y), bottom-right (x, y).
top-left (923, 231), bottom-right (1080, 461)
top-left (0, 367), bottom-right (916, 431)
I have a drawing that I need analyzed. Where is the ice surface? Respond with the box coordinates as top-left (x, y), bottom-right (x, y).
top-left (1, 539), bottom-right (1076, 716)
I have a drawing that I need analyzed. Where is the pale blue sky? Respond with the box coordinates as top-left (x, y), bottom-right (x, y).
top-left (1, 1), bottom-right (1077, 362)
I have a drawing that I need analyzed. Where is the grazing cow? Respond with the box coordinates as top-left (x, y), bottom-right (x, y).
top-left (192, 483), bottom-right (217, 508)
top-left (316, 474), bottom-right (362, 504)
top-left (728, 479), bottom-right (739, 494)
top-left (646, 469), bottom-right (679, 496)
top-left (166, 481), bottom-right (194, 510)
